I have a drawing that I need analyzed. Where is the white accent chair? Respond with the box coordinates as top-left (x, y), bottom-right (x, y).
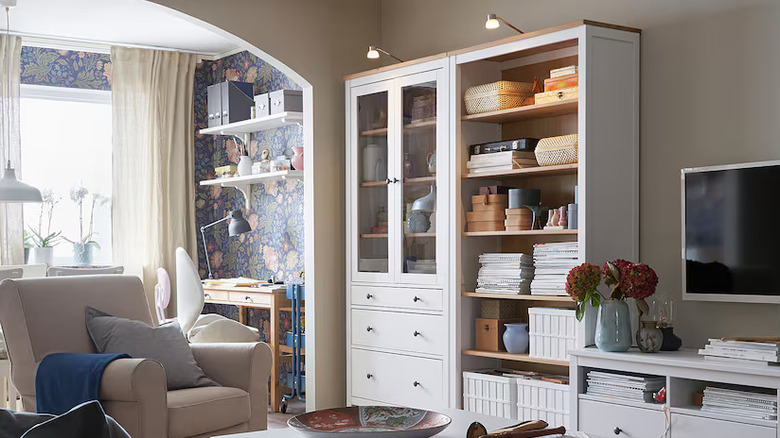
top-left (154, 268), bottom-right (176, 325)
top-left (175, 248), bottom-right (259, 343)
top-left (47, 266), bottom-right (124, 276)
top-left (1, 264), bottom-right (46, 278)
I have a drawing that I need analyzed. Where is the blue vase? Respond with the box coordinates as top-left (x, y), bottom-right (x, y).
top-left (595, 299), bottom-right (632, 352)
top-left (503, 323), bottom-right (529, 354)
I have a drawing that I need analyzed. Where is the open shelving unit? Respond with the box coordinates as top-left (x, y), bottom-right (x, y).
top-left (451, 23), bottom-right (640, 408)
top-left (199, 170), bottom-right (303, 206)
top-left (199, 111), bottom-right (303, 137)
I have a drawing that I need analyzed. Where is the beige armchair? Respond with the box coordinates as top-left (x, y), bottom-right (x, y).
top-left (0, 275), bottom-right (272, 438)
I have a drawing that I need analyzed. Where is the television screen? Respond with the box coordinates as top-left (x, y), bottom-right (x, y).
top-left (684, 162), bottom-right (780, 298)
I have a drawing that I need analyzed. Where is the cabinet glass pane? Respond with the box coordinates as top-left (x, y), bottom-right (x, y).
top-left (401, 80), bottom-right (437, 275)
top-left (357, 91), bottom-right (389, 273)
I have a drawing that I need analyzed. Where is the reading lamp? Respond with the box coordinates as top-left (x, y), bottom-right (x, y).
top-left (0, 0), bottom-right (41, 203)
top-left (485, 13), bottom-right (524, 34)
top-left (366, 45), bottom-right (404, 63)
top-left (201, 209), bottom-right (251, 279)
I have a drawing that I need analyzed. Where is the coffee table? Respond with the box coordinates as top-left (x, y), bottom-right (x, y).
top-left (217, 408), bottom-right (585, 438)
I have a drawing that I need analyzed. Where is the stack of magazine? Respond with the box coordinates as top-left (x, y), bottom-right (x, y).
top-left (530, 242), bottom-right (579, 295)
top-left (698, 338), bottom-right (780, 366)
top-left (702, 387), bottom-right (778, 420)
top-left (476, 253), bottom-right (534, 295)
top-left (466, 151), bottom-right (538, 175)
top-left (586, 370), bottom-right (665, 403)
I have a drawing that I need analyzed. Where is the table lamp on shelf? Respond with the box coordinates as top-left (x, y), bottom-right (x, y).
top-left (200, 209), bottom-right (251, 279)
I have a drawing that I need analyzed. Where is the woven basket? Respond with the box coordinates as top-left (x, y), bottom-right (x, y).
top-left (464, 81), bottom-right (534, 114)
top-left (535, 134), bottom-right (578, 166)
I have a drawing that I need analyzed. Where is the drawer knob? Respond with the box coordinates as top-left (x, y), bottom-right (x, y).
top-left (366, 293), bottom-right (373, 299)
top-left (244, 296), bottom-right (252, 301)
top-left (366, 373), bottom-right (373, 379)
top-left (366, 326), bottom-right (373, 332)
top-left (413, 331), bottom-right (421, 337)
top-left (613, 427), bottom-right (622, 435)
top-left (413, 296), bottom-right (421, 302)
top-left (204, 293), bottom-right (211, 299)
top-left (413, 381), bottom-right (421, 387)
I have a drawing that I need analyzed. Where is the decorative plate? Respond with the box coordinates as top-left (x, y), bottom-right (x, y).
top-left (288, 406), bottom-right (451, 438)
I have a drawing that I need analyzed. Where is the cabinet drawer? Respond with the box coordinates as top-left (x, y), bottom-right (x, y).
top-left (579, 399), bottom-right (666, 438)
top-left (229, 291), bottom-right (272, 306)
top-left (203, 289), bottom-right (229, 302)
top-left (351, 309), bottom-right (446, 356)
top-left (352, 285), bottom-right (443, 312)
top-left (671, 413), bottom-right (774, 438)
top-left (351, 348), bottom-right (444, 409)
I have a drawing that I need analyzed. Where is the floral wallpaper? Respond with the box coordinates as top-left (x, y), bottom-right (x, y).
top-left (195, 51), bottom-right (304, 388)
top-left (20, 46), bottom-right (112, 90)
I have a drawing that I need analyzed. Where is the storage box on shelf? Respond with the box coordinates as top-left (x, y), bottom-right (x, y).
top-left (517, 377), bottom-right (570, 429)
top-left (528, 307), bottom-right (578, 362)
top-left (463, 370), bottom-right (518, 419)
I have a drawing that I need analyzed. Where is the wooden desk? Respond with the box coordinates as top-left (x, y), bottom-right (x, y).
top-left (203, 285), bottom-right (303, 412)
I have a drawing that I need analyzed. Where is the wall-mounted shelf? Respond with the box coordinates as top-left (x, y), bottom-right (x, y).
top-left (462, 291), bottom-right (573, 303)
top-left (462, 229), bottom-right (578, 237)
top-left (199, 170), bottom-right (303, 206)
top-left (461, 99), bottom-right (578, 124)
top-left (199, 111), bottom-right (304, 136)
top-left (462, 349), bottom-right (569, 367)
top-left (463, 164), bottom-right (578, 179)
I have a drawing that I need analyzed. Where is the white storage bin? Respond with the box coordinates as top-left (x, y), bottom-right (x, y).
top-left (516, 378), bottom-right (570, 429)
top-left (528, 307), bottom-right (577, 361)
top-left (463, 370), bottom-right (517, 419)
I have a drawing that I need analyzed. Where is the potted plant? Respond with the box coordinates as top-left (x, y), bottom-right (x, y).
top-left (566, 259), bottom-right (659, 352)
top-left (63, 186), bottom-right (109, 266)
top-left (25, 189), bottom-right (62, 266)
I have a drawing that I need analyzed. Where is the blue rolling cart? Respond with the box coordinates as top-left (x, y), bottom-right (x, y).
top-left (280, 283), bottom-right (304, 413)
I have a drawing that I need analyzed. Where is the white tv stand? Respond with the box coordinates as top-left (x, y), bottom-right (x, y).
top-left (569, 348), bottom-right (780, 438)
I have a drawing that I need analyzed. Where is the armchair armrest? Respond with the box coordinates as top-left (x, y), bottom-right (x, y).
top-left (191, 342), bottom-right (272, 431)
top-left (99, 358), bottom-right (167, 438)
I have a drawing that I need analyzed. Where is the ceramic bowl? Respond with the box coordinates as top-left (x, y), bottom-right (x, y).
top-left (288, 406), bottom-right (451, 438)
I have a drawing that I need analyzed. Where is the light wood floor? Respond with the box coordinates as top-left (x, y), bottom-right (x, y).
top-left (268, 399), bottom-right (306, 429)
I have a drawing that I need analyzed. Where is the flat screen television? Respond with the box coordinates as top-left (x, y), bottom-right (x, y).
top-left (682, 160), bottom-right (780, 302)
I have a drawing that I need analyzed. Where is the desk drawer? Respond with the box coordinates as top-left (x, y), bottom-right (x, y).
top-left (203, 290), bottom-right (229, 302)
top-left (351, 309), bottom-right (446, 356)
top-left (579, 399), bottom-right (666, 438)
top-left (352, 285), bottom-right (442, 312)
top-left (351, 348), bottom-right (444, 410)
top-left (671, 413), bottom-right (774, 438)
top-left (230, 291), bottom-right (272, 306)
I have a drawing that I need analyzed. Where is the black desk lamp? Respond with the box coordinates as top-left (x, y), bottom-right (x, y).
top-left (200, 209), bottom-right (252, 279)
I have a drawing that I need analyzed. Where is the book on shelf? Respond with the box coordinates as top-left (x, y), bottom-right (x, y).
top-left (702, 386), bottom-right (778, 420)
top-left (699, 338), bottom-right (780, 364)
top-left (585, 370), bottom-right (664, 403)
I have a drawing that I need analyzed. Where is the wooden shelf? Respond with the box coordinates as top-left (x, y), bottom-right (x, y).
top-left (280, 345), bottom-right (306, 355)
top-left (462, 291), bottom-right (573, 303)
top-left (360, 233), bottom-right (388, 239)
top-left (405, 176), bottom-right (436, 184)
top-left (463, 164), bottom-right (578, 179)
top-left (462, 349), bottom-right (568, 366)
top-left (462, 99), bottom-right (578, 124)
top-left (463, 229), bottom-right (578, 237)
top-left (405, 232), bottom-right (436, 238)
top-left (199, 170), bottom-right (303, 188)
top-left (280, 307), bottom-right (305, 313)
top-left (360, 118), bottom-right (437, 137)
top-left (199, 111), bottom-right (303, 136)
top-left (360, 180), bottom-right (388, 188)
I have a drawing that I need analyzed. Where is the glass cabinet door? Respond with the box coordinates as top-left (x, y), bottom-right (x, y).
top-left (352, 85), bottom-right (393, 279)
top-left (396, 70), bottom-right (446, 284)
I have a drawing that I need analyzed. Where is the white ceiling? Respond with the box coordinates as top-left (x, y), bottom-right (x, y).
top-left (6, 0), bottom-right (238, 55)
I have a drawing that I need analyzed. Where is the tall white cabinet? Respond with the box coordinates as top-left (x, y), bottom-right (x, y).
top-left (345, 21), bottom-right (641, 414)
top-left (345, 58), bottom-right (451, 409)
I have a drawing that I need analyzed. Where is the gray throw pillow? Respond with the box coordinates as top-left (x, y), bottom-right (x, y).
top-left (85, 306), bottom-right (218, 390)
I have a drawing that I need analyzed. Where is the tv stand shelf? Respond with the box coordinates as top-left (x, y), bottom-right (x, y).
top-left (570, 348), bottom-right (780, 438)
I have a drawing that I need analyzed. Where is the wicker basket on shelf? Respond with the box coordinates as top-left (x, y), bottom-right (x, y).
top-left (464, 81), bottom-right (534, 114)
top-left (535, 134), bottom-right (578, 166)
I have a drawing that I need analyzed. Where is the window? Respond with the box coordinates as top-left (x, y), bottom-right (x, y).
top-left (20, 85), bottom-right (112, 266)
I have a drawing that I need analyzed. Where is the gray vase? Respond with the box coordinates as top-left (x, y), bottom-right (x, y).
top-left (595, 299), bottom-right (632, 352)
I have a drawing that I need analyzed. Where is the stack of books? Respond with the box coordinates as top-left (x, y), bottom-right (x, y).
top-left (476, 253), bottom-right (534, 295)
top-left (466, 150), bottom-right (538, 175)
top-left (698, 338), bottom-right (780, 366)
top-left (702, 387), bottom-right (778, 420)
top-left (586, 370), bottom-right (665, 403)
top-left (530, 242), bottom-right (579, 296)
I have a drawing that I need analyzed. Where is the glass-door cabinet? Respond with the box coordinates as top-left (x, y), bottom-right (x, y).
top-left (347, 60), bottom-right (448, 287)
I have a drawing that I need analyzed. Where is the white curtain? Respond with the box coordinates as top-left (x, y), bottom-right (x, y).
top-left (111, 47), bottom-right (198, 312)
top-left (0, 35), bottom-right (22, 265)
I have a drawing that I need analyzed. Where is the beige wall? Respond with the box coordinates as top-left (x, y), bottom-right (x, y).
top-left (381, 0), bottom-right (780, 346)
top-left (150, 0), bottom-right (382, 409)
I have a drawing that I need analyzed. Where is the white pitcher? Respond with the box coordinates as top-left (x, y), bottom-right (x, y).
top-left (362, 144), bottom-right (387, 182)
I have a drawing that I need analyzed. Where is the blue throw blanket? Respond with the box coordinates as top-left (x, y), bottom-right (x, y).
top-left (35, 353), bottom-right (129, 415)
